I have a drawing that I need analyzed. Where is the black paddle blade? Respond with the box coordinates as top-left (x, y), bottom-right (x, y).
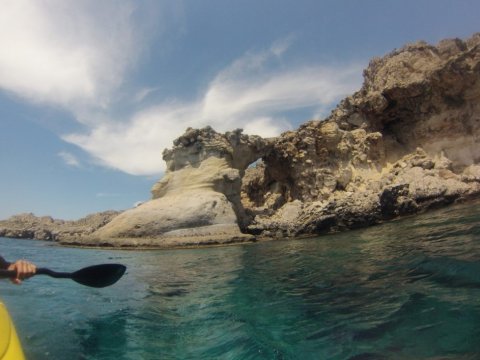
top-left (71, 264), bottom-right (126, 288)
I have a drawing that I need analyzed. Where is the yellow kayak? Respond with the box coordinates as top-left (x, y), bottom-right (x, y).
top-left (0, 301), bottom-right (26, 360)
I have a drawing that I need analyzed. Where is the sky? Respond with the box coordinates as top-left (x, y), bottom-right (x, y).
top-left (0, 0), bottom-right (479, 220)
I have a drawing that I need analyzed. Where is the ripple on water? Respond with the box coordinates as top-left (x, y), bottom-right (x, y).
top-left (1, 200), bottom-right (480, 359)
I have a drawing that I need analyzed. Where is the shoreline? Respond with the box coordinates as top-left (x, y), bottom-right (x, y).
top-left (3, 196), bottom-right (479, 251)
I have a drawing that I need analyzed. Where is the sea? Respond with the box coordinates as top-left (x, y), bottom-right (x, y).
top-left (1, 199), bottom-right (480, 360)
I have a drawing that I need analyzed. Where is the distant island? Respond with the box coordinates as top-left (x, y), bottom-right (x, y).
top-left (2, 33), bottom-right (480, 249)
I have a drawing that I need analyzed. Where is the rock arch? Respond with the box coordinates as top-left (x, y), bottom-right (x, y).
top-left (87, 127), bottom-right (271, 247)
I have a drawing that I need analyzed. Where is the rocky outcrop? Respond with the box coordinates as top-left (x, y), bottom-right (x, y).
top-left (244, 34), bottom-right (480, 238)
top-left (3, 34), bottom-right (480, 248)
top-left (0, 211), bottom-right (120, 241)
top-left (66, 127), bottom-right (271, 247)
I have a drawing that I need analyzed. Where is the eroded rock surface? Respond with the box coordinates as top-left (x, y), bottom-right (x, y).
top-left (244, 34), bottom-right (480, 238)
top-left (70, 127), bottom-right (270, 247)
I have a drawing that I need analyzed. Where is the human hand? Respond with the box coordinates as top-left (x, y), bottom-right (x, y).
top-left (7, 260), bottom-right (36, 284)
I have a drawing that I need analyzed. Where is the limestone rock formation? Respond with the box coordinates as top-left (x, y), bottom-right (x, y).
top-left (244, 34), bottom-right (480, 238)
top-left (70, 127), bottom-right (270, 247)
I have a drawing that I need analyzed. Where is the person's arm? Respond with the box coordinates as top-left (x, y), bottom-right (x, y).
top-left (0, 256), bottom-right (36, 284)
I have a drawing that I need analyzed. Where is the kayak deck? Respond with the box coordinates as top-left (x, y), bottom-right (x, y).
top-left (0, 301), bottom-right (26, 360)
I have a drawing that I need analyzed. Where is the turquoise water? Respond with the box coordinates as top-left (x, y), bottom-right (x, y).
top-left (1, 200), bottom-right (480, 359)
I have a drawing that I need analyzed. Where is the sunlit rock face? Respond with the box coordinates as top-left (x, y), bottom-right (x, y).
top-left (83, 127), bottom-right (271, 247)
top-left (153, 126), bottom-right (270, 226)
top-left (243, 34), bottom-right (480, 238)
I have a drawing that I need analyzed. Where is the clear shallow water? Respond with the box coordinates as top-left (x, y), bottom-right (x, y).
top-left (1, 200), bottom-right (480, 360)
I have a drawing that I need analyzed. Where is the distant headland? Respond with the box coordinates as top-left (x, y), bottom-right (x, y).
top-left (2, 33), bottom-right (480, 249)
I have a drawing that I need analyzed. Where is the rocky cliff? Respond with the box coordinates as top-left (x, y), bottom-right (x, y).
top-left (2, 34), bottom-right (480, 248)
top-left (244, 34), bottom-right (480, 238)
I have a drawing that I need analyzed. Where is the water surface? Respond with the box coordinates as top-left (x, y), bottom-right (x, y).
top-left (1, 200), bottom-right (480, 359)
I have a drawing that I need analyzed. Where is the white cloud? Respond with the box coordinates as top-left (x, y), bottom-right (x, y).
top-left (65, 43), bottom-right (363, 175)
top-left (133, 87), bottom-right (161, 103)
top-left (203, 62), bottom-right (362, 124)
top-left (64, 103), bottom-right (197, 175)
top-left (0, 2), bottom-right (363, 177)
top-left (58, 151), bottom-right (81, 168)
top-left (0, 0), bottom-right (147, 109)
top-left (270, 36), bottom-right (295, 57)
top-left (242, 117), bottom-right (291, 138)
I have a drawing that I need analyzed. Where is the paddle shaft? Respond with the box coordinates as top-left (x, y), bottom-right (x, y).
top-left (0, 268), bottom-right (72, 279)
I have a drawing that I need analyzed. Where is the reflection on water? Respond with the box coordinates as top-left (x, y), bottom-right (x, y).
top-left (1, 199), bottom-right (480, 359)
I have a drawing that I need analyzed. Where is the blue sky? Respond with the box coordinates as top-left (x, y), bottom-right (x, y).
top-left (1, 0), bottom-right (479, 220)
